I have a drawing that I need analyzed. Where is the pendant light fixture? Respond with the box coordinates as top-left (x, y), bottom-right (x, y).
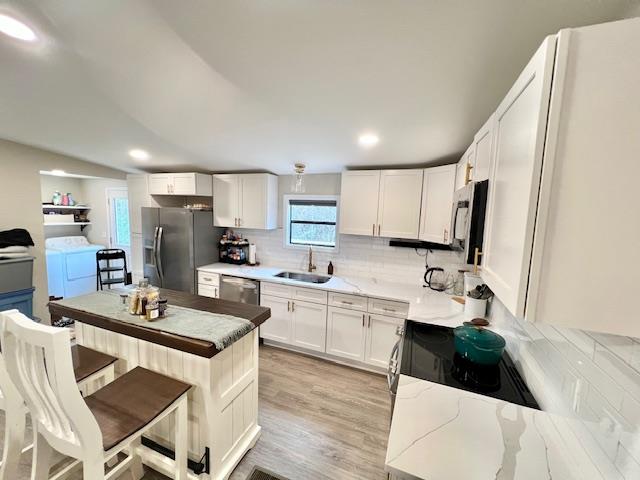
top-left (292, 163), bottom-right (306, 193)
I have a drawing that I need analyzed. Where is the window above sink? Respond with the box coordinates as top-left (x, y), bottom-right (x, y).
top-left (283, 194), bottom-right (340, 252)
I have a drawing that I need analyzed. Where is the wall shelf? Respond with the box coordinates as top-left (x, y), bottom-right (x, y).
top-left (43, 222), bottom-right (90, 231)
top-left (42, 205), bottom-right (91, 210)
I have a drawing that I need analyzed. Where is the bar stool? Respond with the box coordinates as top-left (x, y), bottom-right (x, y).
top-left (0, 312), bottom-right (118, 480)
top-left (0, 309), bottom-right (190, 480)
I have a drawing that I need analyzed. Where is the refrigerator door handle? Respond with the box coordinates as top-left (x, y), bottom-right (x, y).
top-left (156, 226), bottom-right (164, 285)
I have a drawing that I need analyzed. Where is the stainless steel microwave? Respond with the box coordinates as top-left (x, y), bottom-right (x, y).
top-left (451, 180), bottom-right (489, 264)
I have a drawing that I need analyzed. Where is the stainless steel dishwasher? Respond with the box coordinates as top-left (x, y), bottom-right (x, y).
top-left (219, 275), bottom-right (260, 305)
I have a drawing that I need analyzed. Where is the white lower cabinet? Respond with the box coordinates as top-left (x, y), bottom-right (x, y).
top-left (198, 284), bottom-right (218, 298)
top-left (291, 300), bottom-right (327, 352)
top-left (365, 314), bottom-right (402, 369)
top-left (259, 295), bottom-right (292, 343)
top-left (259, 281), bottom-right (408, 371)
top-left (326, 307), bottom-right (366, 361)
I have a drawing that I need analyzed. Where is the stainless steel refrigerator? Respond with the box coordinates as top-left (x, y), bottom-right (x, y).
top-left (142, 207), bottom-right (221, 293)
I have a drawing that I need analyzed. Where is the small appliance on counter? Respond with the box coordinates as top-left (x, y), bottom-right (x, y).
top-left (219, 229), bottom-right (250, 265)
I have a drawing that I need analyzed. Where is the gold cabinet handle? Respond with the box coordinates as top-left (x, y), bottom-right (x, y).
top-left (368, 315), bottom-right (371, 328)
top-left (378, 224), bottom-right (381, 236)
top-left (372, 223), bottom-right (375, 236)
top-left (362, 314), bottom-right (365, 327)
top-left (287, 301), bottom-right (290, 312)
top-left (291, 301), bottom-right (295, 312)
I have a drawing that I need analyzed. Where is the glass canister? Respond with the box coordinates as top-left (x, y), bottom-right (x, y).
top-left (145, 286), bottom-right (160, 321)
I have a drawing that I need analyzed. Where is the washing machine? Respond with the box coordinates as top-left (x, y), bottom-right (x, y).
top-left (45, 236), bottom-right (105, 298)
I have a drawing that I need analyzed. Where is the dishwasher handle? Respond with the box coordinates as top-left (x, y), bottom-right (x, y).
top-left (221, 277), bottom-right (258, 289)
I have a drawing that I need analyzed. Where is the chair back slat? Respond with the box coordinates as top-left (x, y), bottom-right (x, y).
top-left (0, 310), bottom-right (102, 457)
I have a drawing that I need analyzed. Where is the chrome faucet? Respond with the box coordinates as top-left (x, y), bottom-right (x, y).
top-left (308, 247), bottom-right (316, 272)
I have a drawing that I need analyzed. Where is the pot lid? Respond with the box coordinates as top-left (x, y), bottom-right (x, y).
top-left (453, 323), bottom-right (506, 349)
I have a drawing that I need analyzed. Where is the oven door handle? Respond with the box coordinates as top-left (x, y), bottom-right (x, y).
top-left (387, 340), bottom-right (401, 391)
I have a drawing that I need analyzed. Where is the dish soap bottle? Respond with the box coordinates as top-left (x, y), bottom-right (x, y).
top-left (327, 261), bottom-right (334, 275)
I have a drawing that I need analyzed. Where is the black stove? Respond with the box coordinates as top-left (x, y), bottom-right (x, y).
top-left (396, 320), bottom-right (539, 410)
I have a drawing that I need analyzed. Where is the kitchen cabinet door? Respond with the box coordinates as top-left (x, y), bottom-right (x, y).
top-left (148, 174), bottom-right (172, 195)
top-left (326, 307), bottom-right (365, 361)
top-left (481, 37), bottom-right (556, 317)
top-left (213, 174), bottom-right (239, 227)
top-left (377, 169), bottom-right (423, 239)
top-left (455, 158), bottom-right (467, 191)
top-left (171, 173), bottom-right (196, 195)
top-left (198, 284), bottom-right (218, 298)
top-left (291, 300), bottom-right (327, 352)
top-left (339, 171), bottom-right (381, 236)
top-left (239, 174), bottom-right (277, 229)
top-left (418, 165), bottom-right (456, 244)
top-left (259, 294), bottom-right (291, 343)
top-left (364, 314), bottom-right (402, 369)
top-left (473, 115), bottom-right (495, 182)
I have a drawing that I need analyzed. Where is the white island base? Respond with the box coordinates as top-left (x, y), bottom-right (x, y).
top-left (75, 321), bottom-right (260, 480)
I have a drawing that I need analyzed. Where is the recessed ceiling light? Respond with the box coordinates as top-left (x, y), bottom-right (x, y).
top-left (129, 148), bottom-right (150, 161)
top-left (50, 169), bottom-right (66, 176)
top-left (358, 133), bottom-right (380, 148)
top-left (0, 14), bottom-right (37, 42)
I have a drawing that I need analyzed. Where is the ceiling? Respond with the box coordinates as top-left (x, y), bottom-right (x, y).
top-left (0, 0), bottom-right (636, 174)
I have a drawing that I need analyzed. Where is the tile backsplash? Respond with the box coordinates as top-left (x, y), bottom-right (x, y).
top-left (241, 228), bottom-right (464, 285)
top-left (489, 297), bottom-right (640, 479)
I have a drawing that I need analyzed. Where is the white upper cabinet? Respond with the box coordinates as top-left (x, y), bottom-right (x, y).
top-left (418, 165), bottom-right (456, 244)
top-left (455, 145), bottom-right (474, 190)
top-left (211, 174), bottom-right (239, 228)
top-left (213, 173), bottom-right (277, 229)
top-left (339, 170), bottom-right (381, 236)
top-left (472, 114), bottom-right (495, 182)
top-left (481, 36), bottom-right (556, 317)
top-left (148, 173), bottom-right (212, 196)
top-left (525, 20), bottom-right (640, 338)
top-left (377, 170), bottom-right (423, 239)
top-left (339, 169), bottom-right (423, 239)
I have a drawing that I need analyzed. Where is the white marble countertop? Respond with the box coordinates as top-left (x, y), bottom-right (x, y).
top-left (197, 263), bottom-right (468, 325)
top-left (387, 375), bottom-right (608, 480)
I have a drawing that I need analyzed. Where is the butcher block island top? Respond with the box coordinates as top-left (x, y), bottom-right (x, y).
top-left (48, 289), bottom-right (271, 480)
top-left (49, 288), bottom-right (270, 357)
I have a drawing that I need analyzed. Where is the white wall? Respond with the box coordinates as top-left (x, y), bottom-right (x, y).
top-left (488, 297), bottom-right (640, 478)
top-left (0, 139), bottom-right (126, 322)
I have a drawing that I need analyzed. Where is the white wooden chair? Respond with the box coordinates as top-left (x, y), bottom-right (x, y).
top-left (0, 309), bottom-right (191, 480)
top-left (0, 310), bottom-right (118, 480)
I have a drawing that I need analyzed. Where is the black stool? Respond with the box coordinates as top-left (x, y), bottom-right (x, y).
top-left (96, 249), bottom-right (131, 290)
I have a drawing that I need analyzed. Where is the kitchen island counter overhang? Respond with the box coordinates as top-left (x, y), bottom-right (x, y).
top-left (48, 288), bottom-right (271, 480)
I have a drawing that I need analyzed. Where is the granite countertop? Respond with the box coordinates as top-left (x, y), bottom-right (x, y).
top-left (197, 262), bottom-right (467, 325)
top-left (387, 375), bottom-right (607, 480)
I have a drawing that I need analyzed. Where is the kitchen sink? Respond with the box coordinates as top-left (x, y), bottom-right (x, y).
top-left (274, 271), bottom-right (331, 284)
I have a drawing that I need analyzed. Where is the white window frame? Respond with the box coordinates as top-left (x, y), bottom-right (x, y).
top-left (283, 194), bottom-right (340, 252)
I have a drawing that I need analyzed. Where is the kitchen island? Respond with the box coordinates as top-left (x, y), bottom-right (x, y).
top-left (49, 289), bottom-right (270, 480)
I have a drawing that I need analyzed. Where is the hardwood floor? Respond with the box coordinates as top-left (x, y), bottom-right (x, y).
top-left (1, 345), bottom-right (391, 480)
